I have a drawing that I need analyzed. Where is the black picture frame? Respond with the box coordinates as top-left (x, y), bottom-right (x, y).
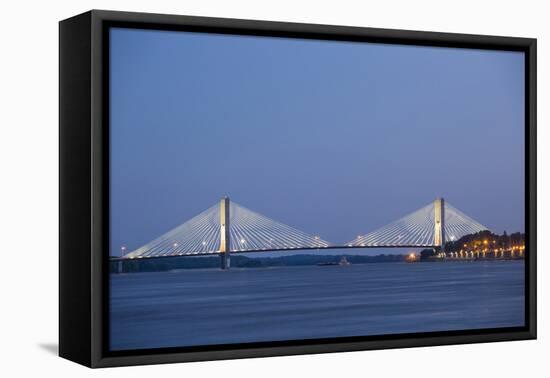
top-left (59, 9), bottom-right (537, 368)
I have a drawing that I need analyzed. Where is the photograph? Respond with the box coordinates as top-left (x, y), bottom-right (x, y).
top-left (107, 26), bottom-right (527, 352)
top-left (1, 0), bottom-right (545, 376)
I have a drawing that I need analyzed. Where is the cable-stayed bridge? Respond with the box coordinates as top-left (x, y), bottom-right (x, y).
top-left (117, 197), bottom-right (489, 269)
top-left (347, 201), bottom-right (487, 248)
top-left (122, 198), bottom-right (330, 267)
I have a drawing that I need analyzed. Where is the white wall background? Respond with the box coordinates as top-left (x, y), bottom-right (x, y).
top-left (0, 0), bottom-right (546, 376)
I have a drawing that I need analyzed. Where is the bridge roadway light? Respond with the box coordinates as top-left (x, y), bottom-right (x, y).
top-left (117, 246), bottom-right (127, 273)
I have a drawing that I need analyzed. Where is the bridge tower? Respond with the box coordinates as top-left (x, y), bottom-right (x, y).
top-left (434, 197), bottom-right (445, 252)
top-left (219, 196), bottom-right (231, 269)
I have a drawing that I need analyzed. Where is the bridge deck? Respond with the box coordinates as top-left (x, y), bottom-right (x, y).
top-left (111, 244), bottom-right (437, 262)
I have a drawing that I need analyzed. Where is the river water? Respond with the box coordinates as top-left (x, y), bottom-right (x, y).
top-left (110, 260), bottom-right (524, 351)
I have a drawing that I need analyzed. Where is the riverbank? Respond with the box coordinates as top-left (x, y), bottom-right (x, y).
top-left (110, 253), bottom-right (407, 273)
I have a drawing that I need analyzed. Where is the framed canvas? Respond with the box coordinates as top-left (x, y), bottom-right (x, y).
top-left (59, 10), bottom-right (536, 368)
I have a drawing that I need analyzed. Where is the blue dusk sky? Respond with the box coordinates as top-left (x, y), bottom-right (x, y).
top-left (109, 27), bottom-right (525, 256)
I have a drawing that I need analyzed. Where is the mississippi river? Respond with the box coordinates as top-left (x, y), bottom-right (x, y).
top-left (110, 260), bottom-right (524, 351)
